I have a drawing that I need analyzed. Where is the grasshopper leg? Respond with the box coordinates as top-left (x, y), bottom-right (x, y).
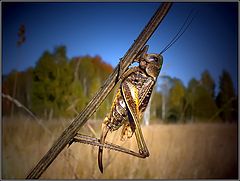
top-left (121, 80), bottom-right (150, 157)
top-left (98, 123), bottom-right (109, 173)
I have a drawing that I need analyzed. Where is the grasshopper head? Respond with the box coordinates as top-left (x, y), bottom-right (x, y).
top-left (140, 53), bottom-right (163, 80)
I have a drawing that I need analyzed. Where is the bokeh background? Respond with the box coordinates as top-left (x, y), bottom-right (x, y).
top-left (2, 2), bottom-right (238, 179)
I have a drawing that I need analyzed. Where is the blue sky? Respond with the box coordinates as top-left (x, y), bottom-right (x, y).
top-left (2, 2), bottom-right (238, 93)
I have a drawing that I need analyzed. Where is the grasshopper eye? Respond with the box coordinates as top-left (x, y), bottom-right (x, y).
top-left (148, 56), bottom-right (158, 62)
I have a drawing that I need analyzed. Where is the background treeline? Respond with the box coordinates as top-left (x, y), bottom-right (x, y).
top-left (2, 46), bottom-right (238, 123)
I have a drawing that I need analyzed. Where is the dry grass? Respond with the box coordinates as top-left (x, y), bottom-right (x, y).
top-left (2, 117), bottom-right (238, 179)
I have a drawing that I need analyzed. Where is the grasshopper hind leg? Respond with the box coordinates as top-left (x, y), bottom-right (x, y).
top-left (98, 123), bottom-right (109, 173)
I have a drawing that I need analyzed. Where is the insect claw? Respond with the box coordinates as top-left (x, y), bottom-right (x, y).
top-left (98, 124), bottom-right (109, 173)
top-left (145, 151), bottom-right (150, 157)
top-left (139, 149), bottom-right (150, 157)
top-left (98, 147), bottom-right (104, 173)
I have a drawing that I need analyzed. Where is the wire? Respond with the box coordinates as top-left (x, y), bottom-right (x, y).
top-left (160, 9), bottom-right (198, 55)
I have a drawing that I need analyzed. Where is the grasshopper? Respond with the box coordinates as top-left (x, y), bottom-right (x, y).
top-left (97, 45), bottom-right (162, 172)
top-left (71, 10), bottom-right (196, 173)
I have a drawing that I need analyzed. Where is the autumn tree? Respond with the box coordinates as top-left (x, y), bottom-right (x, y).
top-left (66, 57), bottom-right (87, 117)
top-left (193, 85), bottom-right (218, 121)
top-left (186, 77), bottom-right (219, 122)
top-left (216, 70), bottom-right (237, 122)
top-left (68, 55), bottom-right (114, 119)
top-left (14, 68), bottom-right (33, 114)
top-left (31, 46), bottom-right (73, 119)
top-left (2, 68), bottom-right (33, 117)
top-left (200, 70), bottom-right (215, 98)
top-left (167, 78), bottom-right (186, 122)
top-left (186, 78), bottom-right (199, 122)
top-left (2, 71), bottom-right (16, 116)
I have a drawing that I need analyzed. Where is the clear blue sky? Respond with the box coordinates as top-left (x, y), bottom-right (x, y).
top-left (2, 2), bottom-right (238, 93)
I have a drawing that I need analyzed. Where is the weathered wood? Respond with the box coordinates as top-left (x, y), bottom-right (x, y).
top-left (26, 3), bottom-right (172, 179)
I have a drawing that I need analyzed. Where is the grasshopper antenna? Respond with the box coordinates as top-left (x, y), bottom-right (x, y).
top-left (160, 9), bottom-right (198, 55)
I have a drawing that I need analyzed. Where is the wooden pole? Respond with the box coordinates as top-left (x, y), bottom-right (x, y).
top-left (26, 3), bottom-right (172, 179)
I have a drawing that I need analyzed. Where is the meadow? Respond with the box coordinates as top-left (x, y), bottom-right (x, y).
top-left (2, 117), bottom-right (238, 179)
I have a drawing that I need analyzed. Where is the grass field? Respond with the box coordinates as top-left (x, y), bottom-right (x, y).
top-left (2, 117), bottom-right (238, 179)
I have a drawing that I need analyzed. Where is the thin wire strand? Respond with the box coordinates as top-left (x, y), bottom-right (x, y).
top-left (160, 9), bottom-right (194, 54)
top-left (160, 9), bottom-right (198, 55)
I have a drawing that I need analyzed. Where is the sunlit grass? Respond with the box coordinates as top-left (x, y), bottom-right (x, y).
top-left (2, 117), bottom-right (237, 179)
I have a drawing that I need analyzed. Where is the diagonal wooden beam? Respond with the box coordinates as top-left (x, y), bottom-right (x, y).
top-left (26, 2), bottom-right (172, 179)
